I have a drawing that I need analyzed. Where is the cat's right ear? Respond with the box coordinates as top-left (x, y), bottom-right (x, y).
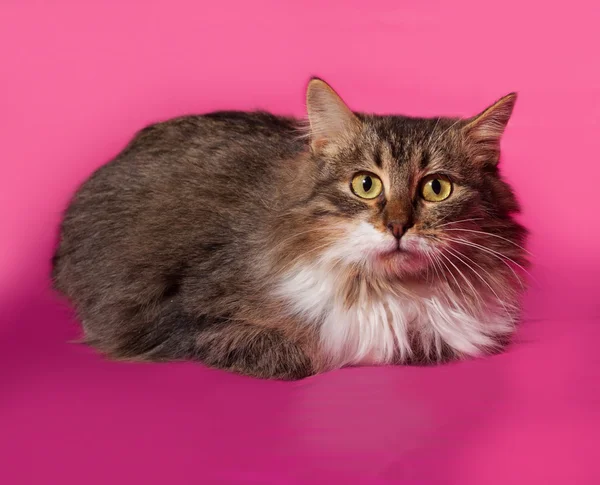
top-left (306, 78), bottom-right (360, 151)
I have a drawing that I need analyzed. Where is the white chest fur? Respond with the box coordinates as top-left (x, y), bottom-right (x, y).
top-left (276, 263), bottom-right (514, 367)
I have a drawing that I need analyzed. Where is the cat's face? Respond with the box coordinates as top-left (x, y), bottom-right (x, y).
top-left (300, 79), bottom-right (527, 283)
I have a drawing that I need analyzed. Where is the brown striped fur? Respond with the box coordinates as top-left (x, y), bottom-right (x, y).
top-left (52, 79), bottom-right (527, 379)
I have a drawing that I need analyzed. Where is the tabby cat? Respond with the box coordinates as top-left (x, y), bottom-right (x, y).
top-left (52, 78), bottom-right (528, 380)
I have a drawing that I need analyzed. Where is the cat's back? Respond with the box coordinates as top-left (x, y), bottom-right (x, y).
top-left (53, 110), bottom-right (306, 298)
top-left (118, 110), bottom-right (303, 175)
top-left (159, 110), bottom-right (302, 153)
top-left (62, 110), bottom-right (304, 222)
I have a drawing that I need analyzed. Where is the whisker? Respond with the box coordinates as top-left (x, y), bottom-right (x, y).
top-left (269, 227), bottom-right (332, 253)
top-left (424, 251), bottom-right (442, 283)
top-left (423, 252), bottom-right (431, 283)
top-left (444, 228), bottom-right (532, 255)
top-left (434, 249), bottom-right (467, 303)
top-left (433, 118), bottom-right (463, 145)
top-left (439, 247), bottom-right (484, 309)
top-left (433, 212), bottom-right (455, 226)
top-left (443, 236), bottom-right (535, 284)
top-left (444, 246), bottom-right (514, 319)
top-left (427, 117), bottom-right (441, 146)
top-left (437, 218), bottom-right (485, 228)
top-left (429, 250), bottom-right (449, 287)
top-left (424, 252), bottom-right (436, 280)
top-left (445, 245), bottom-right (524, 292)
top-left (436, 249), bottom-right (474, 308)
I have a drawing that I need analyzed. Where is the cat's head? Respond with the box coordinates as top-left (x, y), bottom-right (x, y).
top-left (292, 78), bottom-right (527, 285)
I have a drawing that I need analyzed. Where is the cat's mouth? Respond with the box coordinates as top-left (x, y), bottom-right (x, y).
top-left (379, 247), bottom-right (414, 261)
top-left (339, 222), bottom-right (432, 274)
top-left (374, 235), bottom-right (431, 272)
top-left (381, 241), bottom-right (406, 255)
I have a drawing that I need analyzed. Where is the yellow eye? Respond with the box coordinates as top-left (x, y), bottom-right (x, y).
top-left (351, 173), bottom-right (383, 199)
top-left (420, 174), bottom-right (453, 202)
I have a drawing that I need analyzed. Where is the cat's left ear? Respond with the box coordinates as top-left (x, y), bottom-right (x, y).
top-left (462, 93), bottom-right (517, 166)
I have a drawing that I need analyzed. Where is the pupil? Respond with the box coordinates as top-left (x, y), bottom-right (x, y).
top-left (431, 179), bottom-right (441, 194)
top-left (362, 177), bottom-right (373, 192)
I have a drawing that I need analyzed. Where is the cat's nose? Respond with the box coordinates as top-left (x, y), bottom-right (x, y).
top-left (387, 221), bottom-right (408, 240)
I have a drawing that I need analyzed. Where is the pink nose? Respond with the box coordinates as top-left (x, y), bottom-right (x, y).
top-left (387, 222), bottom-right (407, 239)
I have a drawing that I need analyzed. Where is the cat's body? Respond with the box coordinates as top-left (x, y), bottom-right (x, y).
top-left (52, 79), bottom-right (527, 379)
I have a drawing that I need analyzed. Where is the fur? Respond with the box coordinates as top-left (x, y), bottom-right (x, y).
top-left (52, 79), bottom-right (528, 380)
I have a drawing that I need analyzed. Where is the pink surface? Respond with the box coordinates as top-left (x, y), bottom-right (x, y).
top-left (1, 1), bottom-right (599, 483)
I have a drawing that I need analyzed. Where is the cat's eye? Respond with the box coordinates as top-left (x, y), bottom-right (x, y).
top-left (420, 174), bottom-right (453, 202)
top-left (351, 173), bottom-right (383, 200)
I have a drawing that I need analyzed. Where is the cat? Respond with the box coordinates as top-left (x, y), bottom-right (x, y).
top-left (52, 78), bottom-right (528, 380)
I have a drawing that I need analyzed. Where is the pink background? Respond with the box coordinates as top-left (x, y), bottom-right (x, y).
top-left (1, 1), bottom-right (599, 483)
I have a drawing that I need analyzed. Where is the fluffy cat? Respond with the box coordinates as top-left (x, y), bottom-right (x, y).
top-left (52, 78), bottom-right (528, 380)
